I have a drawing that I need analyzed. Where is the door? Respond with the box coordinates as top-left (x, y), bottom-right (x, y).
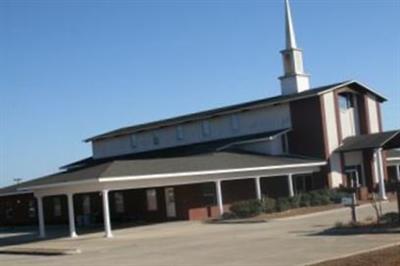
top-left (345, 168), bottom-right (360, 188)
top-left (82, 195), bottom-right (91, 226)
top-left (164, 187), bottom-right (176, 218)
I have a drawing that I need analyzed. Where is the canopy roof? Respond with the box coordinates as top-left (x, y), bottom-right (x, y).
top-left (63, 128), bottom-right (290, 170)
top-left (0, 151), bottom-right (325, 194)
top-left (336, 130), bottom-right (400, 153)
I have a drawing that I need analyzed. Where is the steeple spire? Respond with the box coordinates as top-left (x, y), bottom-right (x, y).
top-left (279, 0), bottom-right (310, 95)
top-left (285, 0), bottom-right (297, 49)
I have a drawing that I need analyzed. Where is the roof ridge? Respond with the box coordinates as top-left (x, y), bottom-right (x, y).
top-left (84, 81), bottom-right (356, 142)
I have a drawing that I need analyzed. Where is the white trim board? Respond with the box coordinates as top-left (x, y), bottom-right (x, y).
top-left (99, 162), bottom-right (326, 183)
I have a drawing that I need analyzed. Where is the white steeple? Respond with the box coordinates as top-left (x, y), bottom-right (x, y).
top-left (279, 0), bottom-right (310, 95)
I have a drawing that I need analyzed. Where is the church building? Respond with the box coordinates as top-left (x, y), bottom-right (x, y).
top-left (1, 0), bottom-right (399, 239)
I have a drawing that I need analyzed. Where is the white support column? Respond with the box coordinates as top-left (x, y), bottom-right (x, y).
top-left (255, 177), bottom-right (262, 200)
top-left (396, 164), bottom-right (400, 182)
top-left (36, 196), bottom-right (46, 238)
top-left (102, 189), bottom-right (113, 238)
top-left (67, 193), bottom-right (77, 238)
top-left (215, 180), bottom-right (224, 215)
top-left (288, 174), bottom-right (295, 197)
top-left (376, 148), bottom-right (387, 200)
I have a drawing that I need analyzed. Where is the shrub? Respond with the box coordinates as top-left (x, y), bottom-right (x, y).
top-left (263, 197), bottom-right (277, 213)
top-left (276, 197), bottom-right (291, 212)
top-left (289, 195), bottom-right (302, 209)
top-left (380, 212), bottom-right (399, 225)
top-left (221, 212), bottom-right (238, 220)
top-left (316, 189), bottom-right (332, 198)
top-left (319, 195), bottom-right (332, 205)
top-left (329, 190), bottom-right (351, 204)
top-left (300, 193), bottom-right (312, 207)
top-left (229, 199), bottom-right (263, 218)
top-left (310, 191), bottom-right (332, 206)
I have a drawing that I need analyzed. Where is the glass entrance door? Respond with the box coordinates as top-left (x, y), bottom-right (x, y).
top-left (345, 168), bottom-right (360, 188)
top-left (164, 187), bottom-right (176, 218)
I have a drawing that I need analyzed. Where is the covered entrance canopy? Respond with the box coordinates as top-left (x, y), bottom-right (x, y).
top-left (336, 130), bottom-right (400, 153)
top-left (336, 130), bottom-right (400, 200)
top-left (16, 151), bottom-right (325, 239)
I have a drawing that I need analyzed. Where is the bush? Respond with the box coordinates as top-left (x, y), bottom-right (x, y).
top-left (263, 197), bottom-right (277, 213)
top-left (316, 189), bottom-right (331, 198)
top-left (309, 192), bottom-right (319, 206)
top-left (229, 199), bottom-right (263, 218)
top-left (319, 195), bottom-right (332, 205)
top-left (300, 193), bottom-right (312, 207)
top-left (329, 189), bottom-right (351, 204)
top-left (221, 212), bottom-right (238, 220)
top-left (276, 197), bottom-right (291, 212)
top-left (380, 212), bottom-right (399, 225)
top-left (289, 195), bottom-right (302, 209)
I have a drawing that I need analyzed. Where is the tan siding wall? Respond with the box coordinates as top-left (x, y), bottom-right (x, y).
top-left (322, 92), bottom-right (343, 187)
top-left (92, 104), bottom-right (291, 159)
top-left (366, 94), bottom-right (380, 133)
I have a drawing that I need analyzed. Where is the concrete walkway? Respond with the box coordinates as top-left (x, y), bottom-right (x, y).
top-left (0, 202), bottom-right (399, 266)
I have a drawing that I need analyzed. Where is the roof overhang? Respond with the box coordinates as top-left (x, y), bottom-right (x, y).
top-left (18, 159), bottom-right (326, 192)
top-left (336, 130), bottom-right (400, 153)
top-left (98, 161), bottom-right (326, 183)
top-left (0, 190), bottom-right (33, 197)
top-left (18, 179), bottom-right (98, 191)
top-left (318, 80), bottom-right (387, 102)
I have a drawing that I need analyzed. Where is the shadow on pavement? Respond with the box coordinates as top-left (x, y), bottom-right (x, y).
top-left (307, 226), bottom-right (400, 236)
top-left (0, 220), bottom-right (188, 247)
top-left (0, 226), bottom-right (71, 248)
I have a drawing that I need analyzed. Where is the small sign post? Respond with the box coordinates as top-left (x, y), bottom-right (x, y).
top-left (342, 172), bottom-right (358, 223)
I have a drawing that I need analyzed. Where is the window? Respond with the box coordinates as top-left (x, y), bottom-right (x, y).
top-left (282, 134), bottom-right (289, 154)
top-left (293, 175), bottom-right (313, 194)
top-left (5, 202), bottom-right (13, 219)
top-left (114, 192), bottom-right (125, 213)
top-left (83, 195), bottom-right (91, 215)
top-left (284, 53), bottom-right (294, 73)
top-left (53, 197), bottom-right (62, 217)
top-left (201, 121), bottom-right (211, 137)
top-left (230, 114), bottom-right (239, 131)
top-left (146, 189), bottom-right (158, 211)
top-left (345, 166), bottom-right (362, 188)
top-left (28, 200), bottom-right (36, 218)
top-left (201, 183), bottom-right (216, 205)
top-left (153, 134), bottom-right (160, 145)
top-left (338, 93), bottom-right (354, 111)
top-left (176, 125), bottom-right (184, 140)
top-left (130, 134), bottom-right (138, 148)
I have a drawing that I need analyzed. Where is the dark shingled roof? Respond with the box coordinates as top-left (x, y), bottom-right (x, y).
top-left (0, 184), bottom-right (32, 197)
top-left (336, 130), bottom-right (400, 152)
top-left (12, 151), bottom-right (324, 191)
top-left (63, 129), bottom-right (290, 170)
top-left (387, 149), bottom-right (400, 159)
top-left (85, 80), bottom-right (386, 142)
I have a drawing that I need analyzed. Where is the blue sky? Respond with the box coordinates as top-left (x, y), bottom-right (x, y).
top-left (0, 0), bottom-right (399, 187)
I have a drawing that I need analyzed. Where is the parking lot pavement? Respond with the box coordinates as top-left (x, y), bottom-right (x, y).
top-left (0, 201), bottom-right (399, 266)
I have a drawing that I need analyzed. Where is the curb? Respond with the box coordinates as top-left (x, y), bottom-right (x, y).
top-left (0, 247), bottom-right (81, 256)
top-left (271, 201), bottom-right (391, 222)
top-left (302, 242), bottom-right (400, 266)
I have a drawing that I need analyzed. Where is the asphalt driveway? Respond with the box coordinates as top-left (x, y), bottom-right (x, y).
top-left (0, 202), bottom-right (399, 266)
